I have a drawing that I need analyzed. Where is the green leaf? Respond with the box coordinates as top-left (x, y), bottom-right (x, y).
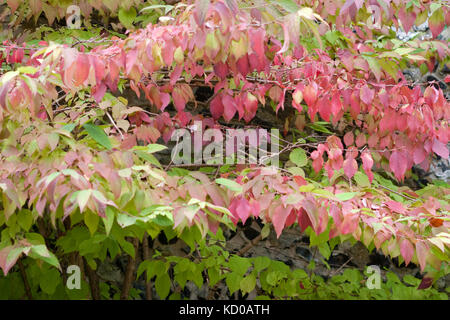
top-left (145, 144), bottom-right (167, 153)
top-left (240, 274), bottom-right (256, 294)
top-left (84, 210), bottom-right (99, 235)
top-left (30, 245), bottom-right (61, 270)
top-left (225, 272), bottom-right (242, 294)
top-left (135, 150), bottom-right (162, 168)
top-left (118, 7), bottom-right (137, 29)
top-left (289, 148), bottom-right (308, 167)
top-left (228, 255), bottom-right (251, 276)
top-left (287, 166), bottom-right (305, 176)
top-left (354, 171), bottom-right (370, 187)
top-left (215, 178), bottom-right (243, 193)
top-left (155, 273), bottom-right (171, 300)
top-left (261, 224), bottom-right (271, 239)
top-left (253, 256), bottom-right (271, 273)
top-left (17, 209), bottom-right (33, 231)
top-left (318, 242), bottom-right (331, 260)
top-left (61, 123), bottom-right (77, 133)
top-left (17, 66), bottom-right (38, 74)
top-left (40, 267), bottom-right (60, 295)
top-left (103, 206), bottom-right (115, 235)
top-left (272, 0), bottom-right (299, 13)
top-left (82, 123), bottom-right (112, 150)
top-left (335, 192), bottom-right (359, 201)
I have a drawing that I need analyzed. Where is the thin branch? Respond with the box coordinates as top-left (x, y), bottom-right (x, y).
top-left (142, 233), bottom-right (153, 300)
top-left (18, 259), bottom-right (32, 300)
top-left (237, 234), bottom-right (262, 256)
top-left (120, 238), bottom-right (139, 300)
top-left (106, 110), bottom-right (124, 140)
top-left (83, 258), bottom-right (101, 300)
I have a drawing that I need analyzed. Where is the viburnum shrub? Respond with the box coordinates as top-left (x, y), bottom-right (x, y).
top-left (0, 0), bottom-right (449, 299)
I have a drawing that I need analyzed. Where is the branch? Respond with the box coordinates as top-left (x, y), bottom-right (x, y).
top-left (18, 259), bottom-right (32, 300)
top-left (120, 238), bottom-right (139, 300)
top-left (142, 233), bottom-right (153, 300)
top-left (83, 258), bottom-right (101, 300)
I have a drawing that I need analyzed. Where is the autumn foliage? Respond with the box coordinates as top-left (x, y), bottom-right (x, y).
top-left (0, 0), bottom-right (448, 299)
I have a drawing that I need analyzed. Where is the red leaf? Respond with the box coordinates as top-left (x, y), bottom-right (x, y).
top-left (413, 145), bottom-right (427, 164)
top-left (214, 61), bottom-right (228, 79)
top-left (229, 196), bottom-right (251, 225)
top-left (249, 28), bottom-right (265, 62)
top-left (236, 54), bottom-right (249, 76)
top-left (302, 84), bottom-right (318, 108)
top-left (389, 151), bottom-right (408, 181)
top-left (243, 92), bottom-right (258, 123)
top-left (386, 200), bottom-right (405, 214)
top-left (210, 94), bottom-right (224, 120)
top-left (429, 9), bottom-right (444, 38)
top-left (418, 277), bottom-right (433, 290)
top-left (222, 94), bottom-right (236, 122)
top-left (343, 131), bottom-right (354, 147)
top-left (355, 133), bottom-right (366, 148)
top-left (318, 95), bottom-right (331, 122)
top-left (361, 151), bottom-right (374, 183)
top-left (400, 238), bottom-right (414, 266)
top-left (360, 85), bottom-right (374, 105)
top-left (429, 217), bottom-right (444, 228)
top-left (272, 205), bottom-right (292, 238)
top-left (172, 87), bottom-right (186, 111)
top-left (343, 158), bottom-right (358, 179)
top-left (301, 197), bottom-right (319, 234)
top-left (331, 92), bottom-right (342, 118)
top-left (432, 138), bottom-right (449, 159)
top-left (416, 241), bottom-right (428, 272)
top-left (398, 7), bottom-right (416, 33)
top-left (297, 208), bottom-right (313, 232)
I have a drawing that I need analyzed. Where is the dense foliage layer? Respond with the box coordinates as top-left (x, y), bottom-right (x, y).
top-left (0, 0), bottom-right (449, 299)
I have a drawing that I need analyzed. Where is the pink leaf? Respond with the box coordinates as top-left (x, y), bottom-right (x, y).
top-left (302, 84), bottom-right (318, 108)
top-left (360, 84), bottom-right (374, 105)
top-left (172, 86), bottom-right (186, 111)
top-left (389, 151), bottom-right (408, 181)
top-left (400, 238), bottom-right (414, 266)
top-left (210, 94), bottom-right (224, 120)
top-left (386, 201), bottom-right (405, 214)
top-left (361, 151), bottom-right (374, 183)
top-left (343, 158), bottom-right (358, 179)
top-left (222, 94), bottom-right (236, 122)
top-left (432, 138), bottom-right (449, 159)
top-left (415, 241), bottom-right (428, 272)
top-left (0, 245), bottom-right (24, 276)
top-left (398, 7), bottom-right (416, 33)
top-left (318, 95), bottom-right (331, 122)
top-left (343, 131), bottom-right (354, 147)
top-left (272, 205), bottom-right (292, 238)
top-left (193, 0), bottom-right (211, 26)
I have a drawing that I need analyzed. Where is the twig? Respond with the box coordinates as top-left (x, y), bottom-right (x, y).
top-left (329, 257), bottom-right (353, 278)
top-left (120, 238), bottom-right (139, 300)
top-left (18, 259), bottom-right (32, 300)
top-left (142, 233), bottom-right (152, 300)
top-left (238, 234), bottom-right (263, 256)
top-left (83, 258), bottom-right (101, 300)
top-left (377, 184), bottom-right (417, 201)
top-left (105, 110), bottom-right (124, 140)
